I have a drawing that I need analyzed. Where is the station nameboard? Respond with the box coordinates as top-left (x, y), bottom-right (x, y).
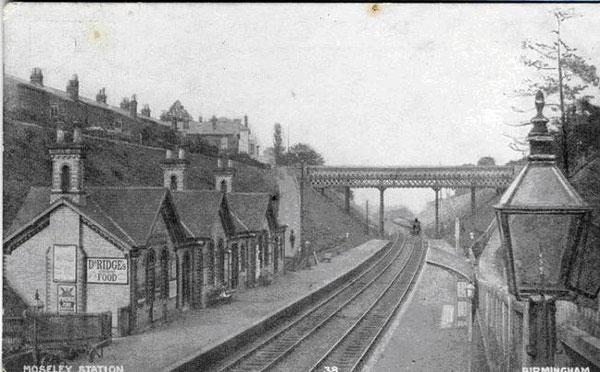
top-left (87, 258), bottom-right (128, 284)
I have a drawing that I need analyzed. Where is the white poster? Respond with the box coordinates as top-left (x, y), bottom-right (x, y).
top-left (87, 257), bottom-right (128, 284)
top-left (169, 280), bottom-right (177, 299)
top-left (53, 245), bottom-right (77, 282)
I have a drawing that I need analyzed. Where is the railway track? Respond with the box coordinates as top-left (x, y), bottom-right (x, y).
top-left (218, 233), bottom-right (424, 372)
top-left (309, 237), bottom-right (427, 372)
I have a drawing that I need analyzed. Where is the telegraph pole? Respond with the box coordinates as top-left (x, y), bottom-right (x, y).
top-left (365, 200), bottom-right (369, 235)
top-left (299, 161), bottom-right (306, 266)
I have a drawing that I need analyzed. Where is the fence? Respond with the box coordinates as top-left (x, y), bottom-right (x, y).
top-left (477, 280), bottom-right (526, 371)
top-left (2, 311), bottom-right (112, 353)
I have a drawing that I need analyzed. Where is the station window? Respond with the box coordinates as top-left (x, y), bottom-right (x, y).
top-left (50, 104), bottom-right (59, 118)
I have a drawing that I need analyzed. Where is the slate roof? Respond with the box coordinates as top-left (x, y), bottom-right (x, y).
top-left (5, 74), bottom-right (170, 127)
top-left (5, 186), bottom-right (169, 248)
top-left (226, 193), bottom-right (271, 232)
top-left (171, 190), bottom-right (224, 238)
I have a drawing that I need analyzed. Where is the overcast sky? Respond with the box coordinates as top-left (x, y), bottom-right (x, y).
top-left (4, 3), bottom-right (600, 212)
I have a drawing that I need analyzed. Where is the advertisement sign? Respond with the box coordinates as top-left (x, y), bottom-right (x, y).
top-left (58, 284), bottom-right (76, 313)
top-left (54, 245), bottom-right (77, 282)
top-left (87, 257), bottom-right (128, 284)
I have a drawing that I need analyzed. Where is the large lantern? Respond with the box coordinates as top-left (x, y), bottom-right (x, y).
top-left (495, 91), bottom-right (592, 301)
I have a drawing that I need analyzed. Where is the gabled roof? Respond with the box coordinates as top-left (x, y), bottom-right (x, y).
top-left (226, 193), bottom-right (271, 232)
top-left (171, 190), bottom-right (227, 238)
top-left (4, 186), bottom-right (170, 250)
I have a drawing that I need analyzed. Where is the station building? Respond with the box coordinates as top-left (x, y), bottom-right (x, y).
top-left (3, 127), bottom-right (285, 336)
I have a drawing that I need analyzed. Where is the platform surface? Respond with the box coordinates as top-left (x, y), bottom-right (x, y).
top-left (66, 239), bottom-right (390, 372)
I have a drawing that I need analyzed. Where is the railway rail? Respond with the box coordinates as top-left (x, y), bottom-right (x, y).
top-left (217, 233), bottom-right (425, 372)
top-left (310, 237), bottom-right (427, 372)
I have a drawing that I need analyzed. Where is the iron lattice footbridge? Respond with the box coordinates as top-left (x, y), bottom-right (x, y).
top-left (303, 165), bottom-right (516, 236)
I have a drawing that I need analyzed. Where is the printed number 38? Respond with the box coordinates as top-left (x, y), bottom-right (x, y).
top-left (324, 367), bottom-right (338, 372)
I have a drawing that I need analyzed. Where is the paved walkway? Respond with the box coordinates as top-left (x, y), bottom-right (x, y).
top-left (368, 239), bottom-right (486, 371)
top-left (67, 239), bottom-right (389, 372)
top-left (426, 239), bottom-right (474, 281)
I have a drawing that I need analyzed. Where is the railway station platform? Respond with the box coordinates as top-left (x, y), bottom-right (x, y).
top-left (65, 239), bottom-right (390, 372)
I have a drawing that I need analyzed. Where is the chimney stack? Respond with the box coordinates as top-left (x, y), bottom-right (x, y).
top-left (66, 74), bottom-right (79, 101)
top-left (96, 88), bottom-right (107, 104)
top-left (130, 94), bottom-right (138, 118)
top-left (141, 104), bottom-right (151, 117)
top-left (211, 115), bottom-right (218, 131)
top-left (30, 68), bottom-right (44, 86)
top-left (244, 115), bottom-right (248, 128)
top-left (199, 115), bottom-right (203, 123)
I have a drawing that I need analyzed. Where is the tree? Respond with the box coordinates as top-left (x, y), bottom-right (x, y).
top-left (273, 123), bottom-right (283, 165)
top-left (514, 8), bottom-right (599, 177)
top-left (477, 156), bottom-right (496, 166)
top-left (281, 143), bottom-right (325, 166)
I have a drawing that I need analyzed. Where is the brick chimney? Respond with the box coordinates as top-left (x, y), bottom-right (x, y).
top-left (244, 115), bottom-right (248, 128)
top-left (141, 104), bottom-right (151, 117)
top-left (160, 147), bottom-right (189, 191)
top-left (199, 115), bottom-right (203, 123)
top-left (30, 68), bottom-right (44, 86)
top-left (96, 88), bottom-right (107, 104)
top-left (129, 94), bottom-right (138, 118)
top-left (171, 117), bottom-right (178, 132)
top-left (211, 115), bottom-right (218, 131)
top-left (66, 75), bottom-right (79, 101)
top-left (49, 122), bottom-right (87, 205)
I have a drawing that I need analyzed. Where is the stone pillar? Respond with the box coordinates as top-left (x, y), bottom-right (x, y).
top-left (379, 187), bottom-right (385, 237)
top-left (434, 187), bottom-right (441, 238)
top-left (471, 187), bottom-right (476, 215)
top-left (344, 186), bottom-right (351, 213)
top-left (525, 296), bottom-right (557, 367)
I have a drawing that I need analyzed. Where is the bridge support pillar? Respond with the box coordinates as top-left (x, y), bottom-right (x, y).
top-left (344, 186), bottom-right (351, 212)
top-left (434, 187), bottom-right (441, 238)
top-left (470, 187), bottom-right (476, 215)
top-left (378, 187), bottom-right (385, 237)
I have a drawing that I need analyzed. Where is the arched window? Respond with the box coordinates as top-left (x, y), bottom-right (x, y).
top-left (218, 239), bottom-right (225, 284)
top-left (60, 165), bottom-right (71, 193)
top-left (161, 248), bottom-right (169, 300)
top-left (258, 236), bottom-right (264, 268)
top-left (170, 175), bottom-right (178, 191)
top-left (240, 243), bottom-right (246, 271)
top-left (207, 241), bottom-right (215, 284)
top-left (220, 180), bottom-right (228, 193)
top-left (182, 252), bottom-right (191, 306)
top-left (146, 250), bottom-right (156, 304)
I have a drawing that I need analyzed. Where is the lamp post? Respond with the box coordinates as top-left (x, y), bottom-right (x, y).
top-left (31, 289), bottom-right (44, 364)
top-left (494, 91), bottom-right (595, 367)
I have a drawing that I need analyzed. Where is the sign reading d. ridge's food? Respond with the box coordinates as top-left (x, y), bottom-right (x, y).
top-left (87, 257), bottom-right (128, 284)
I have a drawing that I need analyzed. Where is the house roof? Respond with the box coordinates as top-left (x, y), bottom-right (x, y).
top-left (5, 186), bottom-right (170, 249)
top-left (226, 193), bottom-right (271, 232)
top-left (5, 74), bottom-right (170, 127)
top-left (171, 190), bottom-right (225, 238)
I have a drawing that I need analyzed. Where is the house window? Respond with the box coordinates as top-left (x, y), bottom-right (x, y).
top-left (220, 137), bottom-right (228, 150)
top-left (218, 239), bottom-right (225, 285)
top-left (170, 175), bottom-right (178, 191)
top-left (50, 104), bottom-right (59, 118)
top-left (161, 248), bottom-right (169, 300)
top-left (146, 250), bottom-right (156, 304)
top-left (207, 241), bottom-right (215, 284)
top-left (60, 165), bottom-right (71, 193)
top-left (240, 244), bottom-right (246, 271)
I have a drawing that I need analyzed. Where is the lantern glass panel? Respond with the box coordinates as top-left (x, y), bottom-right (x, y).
top-left (508, 214), bottom-right (577, 293)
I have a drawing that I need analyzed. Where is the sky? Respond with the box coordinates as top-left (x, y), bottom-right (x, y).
top-left (4, 3), bottom-right (600, 212)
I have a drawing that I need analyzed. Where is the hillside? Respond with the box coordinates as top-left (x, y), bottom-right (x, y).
top-left (303, 186), bottom-right (372, 257)
top-left (3, 119), bottom-right (279, 231)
